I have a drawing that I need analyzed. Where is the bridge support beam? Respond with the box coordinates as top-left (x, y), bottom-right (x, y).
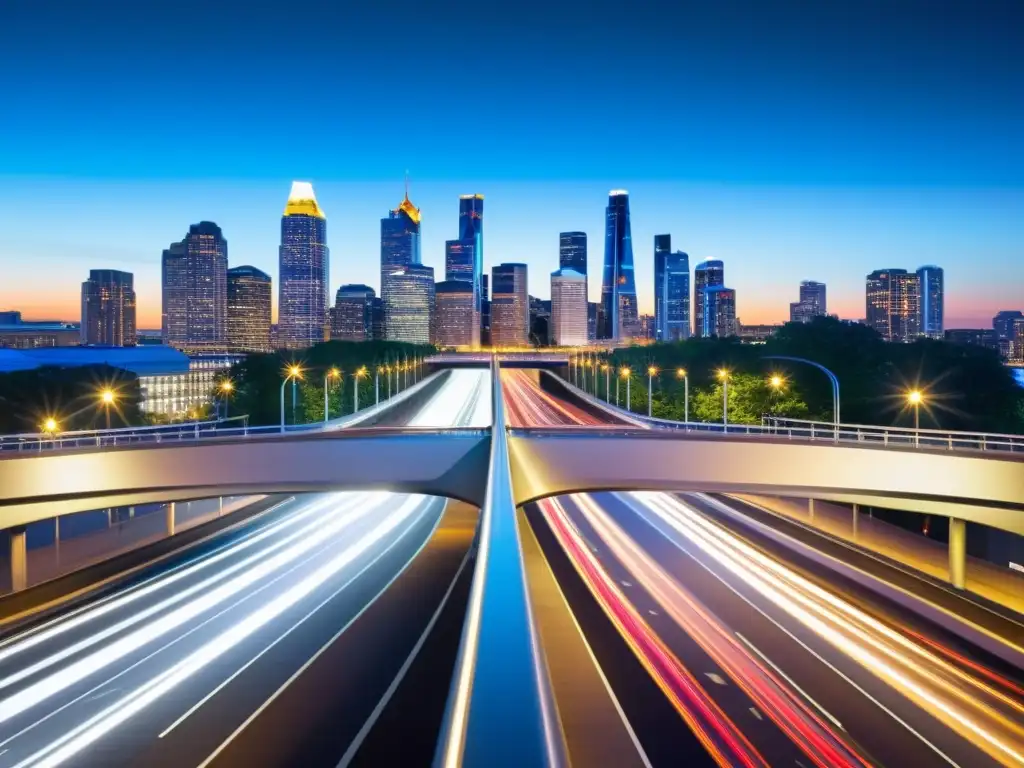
top-left (166, 502), bottom-right (176, 537)
top-left (9, 526), bottom-right (27, 593)
top-left (808, 498), bottom-right (815, 521)
top-left (948, 517), bottom-right (967, 589)
top-left (218, 496), bottom-right (224, 516)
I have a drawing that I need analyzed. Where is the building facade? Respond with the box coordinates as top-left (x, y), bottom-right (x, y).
top-left (917, 265), bottom-right (944, 339)
top-left (385, 265), bottom-right (434, 344)
top-left (331, 284), bottom-right (376, 341)
top-left (865, 268), bottom-right (907, 341)
top-left (700, 286), bottom-right (737, 338)
top-left (890, 271), bottom-right (921, 342)
top-left (491, 263), bottom-right (529, 347)
top-left (480, 274), bottom-right (491, 346)
top-left (600, 191), bottom-right (639, 340)
top-left (994, 310), bottom-right (1024, 359)
top-left (654, 236), bottom-right (690, 342)
top-left (226, 266), bottom-right (271, 352)
top-left (81, 269), bottom-right (136, 346)
top-left (279, 182), bottom-right (329, 349)
top-left (161, 222), bottom-right (228, 351)
top-left (559, 232), bottom-right (588, 275)
top-left (693, 259), bottom-right (725, 338)
top-left (458, 194), bottom-right (485, 321)
top-left (550, 268), bottom-right (587, 346)
top-left (435, 281), bottom-right (476, 347)
top-left (381, 188), bottom-right (422, 339)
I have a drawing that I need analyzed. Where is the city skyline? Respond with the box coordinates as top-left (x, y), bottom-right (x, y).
top-left (2, 1), bottom-right (1021, 332)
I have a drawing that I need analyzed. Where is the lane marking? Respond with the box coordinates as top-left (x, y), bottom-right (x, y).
top-left (616, 492), bottom-right (962, 768)
top-left (194, 498), bottom-right (447, 768)
top-left (336, 547), bottom-right (472, 767)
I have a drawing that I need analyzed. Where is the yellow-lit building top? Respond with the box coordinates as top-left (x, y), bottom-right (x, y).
top-left (394, 194), bottom-right (421, 225)
top-left (283, 181), bottom-right (326, 219)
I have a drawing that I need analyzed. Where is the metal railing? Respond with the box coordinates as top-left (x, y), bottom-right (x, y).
top-left (435, 357), bottom-right (564, 768)
top-left (762, 416), bottom-right (1024, 453)
top-left (554, 370), bottom-right (1024, 454)
top-left (0, 370), bottom-right (447, 453)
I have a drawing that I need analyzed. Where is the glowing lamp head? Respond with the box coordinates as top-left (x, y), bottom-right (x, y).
top-left (220, 380), bottom-right (234, 393)
top-left (43, 418), bottom-right (58, 433)
top-left (648, 366), bottom-right (658, 376)
top-left (287, 365), bottom-right (302, 379)
top-left (620, 367), bottom-right (631, 378)
top-left (100, 389), bottom-right (116, 404)
top-left (770, 375), bottom-right (783, 389)
top-left (907, 390), bottom-right (923, 405)
top-left (676, 367), bottom-right (686, 378)
top-left (329, 367), bottom-right (341, 379)
top-left (717, 369), bottom-right (729, 380)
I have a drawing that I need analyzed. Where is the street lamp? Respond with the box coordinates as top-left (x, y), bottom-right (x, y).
top-left (762, 355), bottom-right (840, 428)
top-left (717, 369), bottom-right (730, 428)
top-left (99, 388), bottom-right (117, 430)
top-left (324, 367), bottom-right (341, 423)
top-left (218, 379), bottom-right (234, 419)
top-left (676, 367), bottom-right (689, 424)
top-left (907, 389), bottom-right (924, 444)
top-left (280, 364), bottom-right (302, 432)
top-left (620, 367), bottom-right (632, 412)
top-left (647, 366), bottom-right (658, 417)
top-left (385, 364), bottom-right (393, 399)
top-left (354, 366), bottom-right (368, 412)
top-left (376, 365), bottom-right (384, 405)
top-left (601, 363), bottom-right (610, 403)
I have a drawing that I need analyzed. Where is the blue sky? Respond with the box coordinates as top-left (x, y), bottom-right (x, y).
top-left (0, 0), bottom-right (1021, 328)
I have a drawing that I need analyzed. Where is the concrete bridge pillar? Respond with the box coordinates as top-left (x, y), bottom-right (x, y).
top-left (9, 526), bottom-right (27, 592)
top-left (948, 517), bottom-right (967, 590)
top-left (851, 503), bottom-right (859, 539)
top-left (218, 496), bottom-right (224, 516)
top-left (808, 498), bottom-right (815, 521)
top-left (166, 502), bottom-right (176, 537)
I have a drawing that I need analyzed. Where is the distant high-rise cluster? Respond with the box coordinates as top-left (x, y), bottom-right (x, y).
top-left (865, 266), bottom-right (943, 342)
top-left (279, 182), bottom-right (329, 349)
top-left (81, 269), bottom-right (136, 347)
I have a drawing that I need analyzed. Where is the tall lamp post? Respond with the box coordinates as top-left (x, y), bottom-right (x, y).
top-left (768, 374), bottom-right (784, 416)
top-left (99, 388), bottom-right (116, 430)
top-left (647, 366), bottom-right (658, 417)
top-left (218, 380), bottom-right (234, 420)
top-left (717, 369), bottom-right (730, 428)
top-left (907, 390), bottom-right (924, 447)
top-left (354, 366), bottom-right (367, 412)
top-left (280, 365), bottom-right (302, 432)
top-left (676, 367), bottom-right (689, 425)
top-left (602, 363), bottom-right (610, 402)
top-left (762, 355), bottom-right (840, 428)
top-left (324, 367), bottom-right (341, 423)
top-left (376, 365), bottom-right (383, 405)
top-left (620, 367), bottom-right (632, 412)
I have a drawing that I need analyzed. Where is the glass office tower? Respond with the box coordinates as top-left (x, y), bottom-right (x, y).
top-left (693, 259), bottom-right (724, 338)
top-left (559, 232), bottom-right (587, 274)
top-left (162, 222), bottom-right (228, 351)
top-left (458, 194), bottom-right (485, 318)
top-left (700, 286), bottom-right (737, 338)
top-left (81, 269), bottom-right (136, 346)
top-left (226, 266), bottom-right (271, 351)
top-left (331, 284), bottom-right (376, 341)
top-left (491, 263), bottom-right (529, 347)
top-left (381, 186), bottom-right (422, 337)
top-left (600, 190), bottom-right (639, 340)
top-left (279, 182), bottom-right (329, 349)
top-left (917, 265), bottom-right (944, 339)
top-left (385, 264), bottom-right (434, 344)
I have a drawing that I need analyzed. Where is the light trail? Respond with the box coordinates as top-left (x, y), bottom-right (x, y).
top-left (631, 492), bottom-right (1024, 767)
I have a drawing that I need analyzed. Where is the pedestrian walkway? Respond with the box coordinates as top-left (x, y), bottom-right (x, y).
top-left (736, 494), bottom-right (1024, 616)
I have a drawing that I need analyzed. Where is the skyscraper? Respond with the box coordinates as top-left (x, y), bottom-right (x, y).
top-left (491, 263), bottom-right (529, 347)
top-left (161, 222), bottom-right (228, 350)
top-left (693, 259), bottom-right (724, 338)
top-left (445, 239), bottom-right (475, 283)
top-left (435, 281), bottom-right (476, 347)
top-left (550, 268), bottom-right (588, 346)
top-left (917, 265), bottom-right (944, 339)
top-left (331, 284), bottom-right (376, 341)
top-left (226, 266), bottom-right (271, 351)
top-left (790, 280), bottom-right (827, 323)
top-left (480, 274), bottom-right (491, 346)
top-left (385, 264), bottom-right (434, 344)
top-left (654, 236), bottom-right (690, 342)
top-left (600, 191), bottom-right (639, 341)
top-left (381, 185), bottom-right (422, 337)
top-left (994, 310), bottom-right (1024, 359)
top-left (700, 286), bottom-right (737, 338)
top-left (279, 182), bottom-right (329, 349)
top-left (865, 269), bottom-right (905, 340)
top-left (81, 269), bottom-right (136, 346)
top-left (559, 232), bottom-right (588, 275)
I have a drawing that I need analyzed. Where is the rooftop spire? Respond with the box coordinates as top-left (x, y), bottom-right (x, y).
top-left (394, 173), bottom-right (421, 224)
top-left (283, 181), bottom-right (326, 219)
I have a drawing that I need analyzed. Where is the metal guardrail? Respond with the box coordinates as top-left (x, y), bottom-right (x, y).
top-left (435, 357), bottom-right (564, 768)
top-left (555, 371), bottom-right (1024, 454)
top-left (0, 370), bottom-right (447, 453)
